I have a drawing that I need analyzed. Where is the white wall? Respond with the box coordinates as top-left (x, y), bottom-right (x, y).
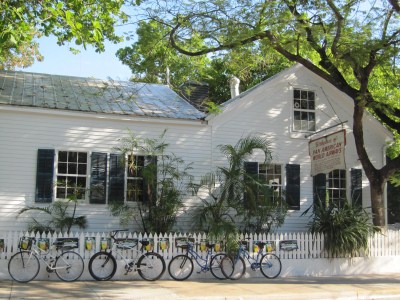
top-left (209, 65), bottom-right (391, 232)
top-left (0, 65), bottom-right (392, 233)
top-left (0, 107), bottom-right (211, 232)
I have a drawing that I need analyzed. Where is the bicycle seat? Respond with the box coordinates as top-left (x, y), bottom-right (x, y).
top-left (256, 242), bottom-right (266, 249)
top-left (206, 243), bottom-right (215, 249)
top-left (141, 240), bottom-right (150, 246)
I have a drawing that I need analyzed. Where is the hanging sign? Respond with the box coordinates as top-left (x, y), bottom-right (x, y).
top-left (309, 129), bottom-right (346, 176)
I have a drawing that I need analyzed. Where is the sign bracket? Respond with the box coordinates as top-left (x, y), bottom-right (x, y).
top-left (305, 121), bottom-right (348, 139)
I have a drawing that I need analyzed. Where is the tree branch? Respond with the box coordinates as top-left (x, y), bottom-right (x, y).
top-left (388, 0), bottom-right (400, 13)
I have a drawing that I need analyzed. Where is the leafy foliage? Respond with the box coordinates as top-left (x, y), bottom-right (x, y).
top-left (18, 183), bottom-right (87, 234)
top-left (116, 20), bottom-right (291, 103)
top-left (308, 201), bottom-right (379, 258)
top-left (1, 0), bottom-right (128, 69)
top-left (137, 0), bottom-right (400, 226)
top-left (191, 135), bottom-right (287, 239)
top-left (110, 129), bottom-right (193, 233)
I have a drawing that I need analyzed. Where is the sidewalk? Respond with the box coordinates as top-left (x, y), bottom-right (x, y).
top-left (1, 275), bottom-right (400, 300)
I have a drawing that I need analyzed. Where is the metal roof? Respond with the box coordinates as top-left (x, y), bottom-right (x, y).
top-left (0, 70), bottom-right (205, 120)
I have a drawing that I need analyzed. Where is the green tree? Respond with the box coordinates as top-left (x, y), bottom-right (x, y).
top-left (116, 19), bottom-right (291, 102)
top-left (142, 0), bottom-right (400, 226)
top-left (0, 0), bottom-right (130, 69)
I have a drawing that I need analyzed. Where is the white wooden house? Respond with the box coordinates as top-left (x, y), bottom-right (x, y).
top-left (0, 64), bottom-right (393, 233)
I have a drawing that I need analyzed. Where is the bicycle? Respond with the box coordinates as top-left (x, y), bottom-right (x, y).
top-left (167, 237), bottom-right (228, 281)
top-left (221, 240), bottom-right (282, 280)
top-left (88, 229), bottom-right (166, 281)
top-left (8, 236), bottom-right (84, 283)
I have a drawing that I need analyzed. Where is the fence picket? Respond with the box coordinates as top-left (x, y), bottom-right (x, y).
top-left (1, 230), bottom-right (400, 262)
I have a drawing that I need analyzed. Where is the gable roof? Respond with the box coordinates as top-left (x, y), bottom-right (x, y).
top-left (0, 70), bottom-right (205, 120)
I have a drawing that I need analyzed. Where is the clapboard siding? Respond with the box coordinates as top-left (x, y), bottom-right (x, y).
top-left (0, 64), bottom-right (392, 233)
top-left (0, 108), bottom-right (211, 232)
top-left (209, 65), bottom-right (390, 232)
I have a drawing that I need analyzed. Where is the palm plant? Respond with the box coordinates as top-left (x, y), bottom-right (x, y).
top-left (110, 129), bottom-right (193, 233)
top-left (18, 183), bottom-right (87, 234)
top-left (191, 135), bottom-right (286, 246)
top-left (307, 200), bottom-right (380, 258)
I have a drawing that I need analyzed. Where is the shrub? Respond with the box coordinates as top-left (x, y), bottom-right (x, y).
top-left (308, 201), bottom-right (379, 258)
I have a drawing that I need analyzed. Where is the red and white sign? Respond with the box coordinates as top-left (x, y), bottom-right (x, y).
top-left (309, 130), bottom-right (346, 176)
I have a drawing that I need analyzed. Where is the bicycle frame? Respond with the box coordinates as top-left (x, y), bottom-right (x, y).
top-left (27, 244), bottom-right (71, 271)
top-left (107, 231), bottom-right (151, 271)
top-left (235, 244), bottom-right (264, 269)
top-left (185, 243), bottom-right (214, 272)
top-left (108, 243), bottom-right (144, 270)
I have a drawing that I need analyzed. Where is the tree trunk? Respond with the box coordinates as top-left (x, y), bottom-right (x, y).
top-left (370, 179), bottom-right (386, 227)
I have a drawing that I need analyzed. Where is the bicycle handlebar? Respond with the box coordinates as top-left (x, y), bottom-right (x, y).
top-left (110, 229), bottom-right (129, 239)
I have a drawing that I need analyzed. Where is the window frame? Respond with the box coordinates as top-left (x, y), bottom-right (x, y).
top-left (45, 150), bottom-right (153, 204)
top-left (313, 169), bottom-right (347, 208)
top-left (258, 163), bottom-right (283, 202)
top-left (292, 88), bottom-right (316, 133)
top-left (55, 150), bottom-right (89, 201)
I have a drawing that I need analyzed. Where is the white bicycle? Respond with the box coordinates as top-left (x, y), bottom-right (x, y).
top-left (8, 237), bottom-right (84, 282)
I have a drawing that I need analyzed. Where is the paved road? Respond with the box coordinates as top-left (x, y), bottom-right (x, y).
top-left (1, 274), bottom-right (400, 299)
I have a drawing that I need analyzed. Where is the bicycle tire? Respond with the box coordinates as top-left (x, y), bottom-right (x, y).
top-left (221, 255), bottom-right (246, 280)
top-left (260, 253), bottom-right (282, 279)
top-left (88, 252), bottom-right (117, 281)
top-left (55, 251), bottom-right (84, 281)
top-left (210, 253), bottom-right (227, 280)
top-left (137, 252), bottom-right (166, 281)
top-left (168, 254), bottom-right (193, 281)
top-left (8, 251), bottom-right (40, 282)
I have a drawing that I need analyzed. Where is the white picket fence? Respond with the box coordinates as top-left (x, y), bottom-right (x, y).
top-left (1, 230), bottom-right (400, 280)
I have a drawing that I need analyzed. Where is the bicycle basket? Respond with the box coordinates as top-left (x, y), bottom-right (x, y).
top-left (116, 238), bottom-right (138, 250)
top-left (18, 237), bottom-right (34, 250)
top-left (175, 237), bottom-right (194, 249)
top-left (53, 238), bottom-right (79, 250)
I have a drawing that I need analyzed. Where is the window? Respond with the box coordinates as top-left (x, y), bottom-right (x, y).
top-left (327, 169), bottom-right (346, 207)
top-left (258, 164), bottom-right (282, 201)
top-left (313, 169), bottom-right (347, 208)
top-left (244, 162), bottom-right (300, 210)
top-left (293, 89), bottom-right (316, 132)
top-left (126, 155), bottom-right (145, 202)
top-left (56, 151), bottom-right (88, 200)
top-left (35, 149), bottom-right (156, 204)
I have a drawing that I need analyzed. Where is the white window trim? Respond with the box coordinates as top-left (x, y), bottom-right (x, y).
top-left (289, 86), bottom-right (318, 139)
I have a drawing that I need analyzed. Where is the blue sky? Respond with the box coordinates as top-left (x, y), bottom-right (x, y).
top-left (18, 36), bottom-right (133, 80)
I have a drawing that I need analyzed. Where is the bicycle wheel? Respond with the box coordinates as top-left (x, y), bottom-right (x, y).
top-left (168, 254), bottom-right (193, 281)
top-left (88, 252), bottom-right (117, 281)
top-left (210, 253), bottom-right (227, 280)
top-left (55, 251), bottom-right (84, 281)
top-left (8, 251), bottom-right (40, 282)
top-left (137, 252), bottom-right (166, 281)
top-left (221, 255), bottom-right (245, 280)
top-left (260, 253), bottom-right (282, 278)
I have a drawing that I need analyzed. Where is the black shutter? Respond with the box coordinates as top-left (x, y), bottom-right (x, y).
top-left (108, 154), bottom-right (125, 203)
top-left (351, 168), bottom-right (362, 207)
top-left (243, 162), bottom-right (258, 208)
top-left (35, 149), bottom-right (55, 203)
top-left (313, 173), bottom-right (327, 208)
top-left (90, 152), bottom-right (108, 204)
top-left (285, 164), bottom-right (300, 210)
top-left (143, 156), bottom-right (157, 203)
